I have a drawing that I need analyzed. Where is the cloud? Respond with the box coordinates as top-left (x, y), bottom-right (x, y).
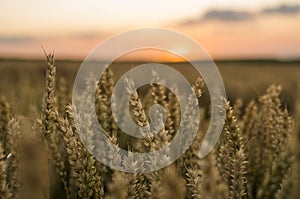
top-left (0, 37), bottom-right (34, 44)
top-left (202, 10), bottom-right (253, 22)
top-left (180, 18), bottom-right (201, 26)
top-left (0, 32), bottom-right (103, 45)
top-left (180, 9), bottom-right (253, 26)
top-left (180, 4), bottom-right (300, 26)
top-left (262, 4), bottom-right (300, 15)
top-left (68, 32), bottom-right (102, 40)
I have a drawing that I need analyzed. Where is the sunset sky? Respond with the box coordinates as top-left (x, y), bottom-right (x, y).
top-left (1, 0), bottom-right (300, 60)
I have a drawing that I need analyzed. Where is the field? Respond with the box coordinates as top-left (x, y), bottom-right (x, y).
top-left (1, 59), bottom-right (299, 116)
top-left (0, 56), bottom-right (300, 199)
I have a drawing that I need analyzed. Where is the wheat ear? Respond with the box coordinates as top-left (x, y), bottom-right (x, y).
top-left (41, 49), bottom-right (69, 198)
top-left (0, 96), bottom-right (12, 154)
top-left (217, 101), bottom-right (248, 199)
top-left (0, 143), bottom-right (12, 199)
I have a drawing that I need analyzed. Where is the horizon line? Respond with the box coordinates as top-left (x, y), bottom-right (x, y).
top-left (1, 56), bottom-right (300, 64)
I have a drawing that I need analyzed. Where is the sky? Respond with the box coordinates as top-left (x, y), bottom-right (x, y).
top-left (0, 0), bottom-right (300, 61)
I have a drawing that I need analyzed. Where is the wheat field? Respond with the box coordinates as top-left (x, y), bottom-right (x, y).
top-left (0, 53), bottom-right (299, 199)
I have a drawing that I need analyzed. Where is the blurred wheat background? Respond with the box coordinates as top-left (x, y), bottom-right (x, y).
top-left (0, 53), bottom-right (299, 199)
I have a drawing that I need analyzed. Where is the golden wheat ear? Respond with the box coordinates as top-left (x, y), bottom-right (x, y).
top-left (0, 143), bottom-right (13, 199)
top-left (217, 101), bottom-right (248, 199)
top-left (40, 50), bottom-right (69, 199)
top-left (0, 96), bottom-right (12, 155)
top-left (58, 105), bottom-right (104, 199)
